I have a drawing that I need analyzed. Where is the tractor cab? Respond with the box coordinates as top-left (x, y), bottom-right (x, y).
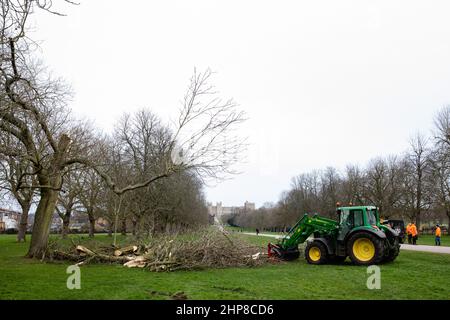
top-left (336, 206), bottom-right (380, 242)
top-left (336, 206), bottom-right (380, 233)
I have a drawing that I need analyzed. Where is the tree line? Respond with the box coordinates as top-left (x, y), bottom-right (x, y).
top-left (227, 107), bottom-right (450, 234)
top-left (0, 1), bottom-right (246, 258)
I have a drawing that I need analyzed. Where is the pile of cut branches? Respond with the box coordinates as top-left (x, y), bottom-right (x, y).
top-left (51, 230), bottom-right (269, 271)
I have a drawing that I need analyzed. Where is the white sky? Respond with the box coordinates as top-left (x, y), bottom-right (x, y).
top-left (29, 0), bottom-right (450, 208)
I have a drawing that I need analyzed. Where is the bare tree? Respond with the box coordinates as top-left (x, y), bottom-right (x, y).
top-left (0, 137), bottom-right (36, 241)
top-left (290, 171), bottom-right (321, 215)
top-left (1, 2), bottom-right (246, 257)
top-left (400, 134), bottom-right (431, 228)
top-left (363, 156), bottom-right (403, 218)
top-left (0, 0), bottom-right (90, 257)
top-left (107, 109), bottom-right (172, 239)
top-left (319, 167), bottom-right (342, 217)
top-left (430, 106), bottom-right (450, 233)
top-left (77, 168), bottom-right (105, 238)
top-left (170, 69), bottom-right (247, 182)
top-left (429, 150), bottom-right (450, 233)
top-left (433, 105), bottom-right (450, 148)
top-left (342, 164), bottom-right (364, 206)
top-left (56, 169), bottom-right (82, 238)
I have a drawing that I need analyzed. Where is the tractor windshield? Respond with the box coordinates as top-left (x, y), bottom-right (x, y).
top-left (367, 209), bottom-right (378, 225)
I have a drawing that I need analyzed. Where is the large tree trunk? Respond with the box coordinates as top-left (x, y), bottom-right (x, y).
top-left (447, 210), bottom-right (450, 235)
top-left (131, 217), bottom-right (137, 236)
top-left (17, 203), bottom-right (30, 243)
top-left (415, 209), bottom-right (421, 233)
top-left (121, 218), bottom-right (127, 236)
top-left (61, 213), bottom-right (70, 239)
top-left (26, 188), bottom-right (59, 258)
top-left (88, 213), bottom-right (95, 238)
top-left (26, 135), bottom-right (70, 258)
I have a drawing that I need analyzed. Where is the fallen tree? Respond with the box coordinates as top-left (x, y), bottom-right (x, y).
top-left (50, 230), bottom-right (270, 271)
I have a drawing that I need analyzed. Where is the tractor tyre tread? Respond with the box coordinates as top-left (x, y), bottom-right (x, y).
top-left (384, 243), bottom-right (400, 263)
top-left (347, 232), bottom-right (384, 266)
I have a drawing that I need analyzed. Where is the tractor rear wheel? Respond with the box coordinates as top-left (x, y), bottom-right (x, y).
top-left (305, 241), bottom-right (328, 265)
top-left (347, 232), bottom-right (384, 265)
top-left (384, 241), bottom-right (400, 263)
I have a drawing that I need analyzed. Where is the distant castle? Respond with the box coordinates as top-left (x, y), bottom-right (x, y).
top-left (207, 201), bottom-right (255, 217)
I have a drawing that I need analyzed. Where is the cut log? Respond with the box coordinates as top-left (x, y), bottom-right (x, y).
top-left (114, 245), bottom-right (138, 256)
top-left (124, 257), bottom-right (146, 268)
top-left (73, 245), bottom-right (132, 263)
top-left (76, 245), bottom-right (95, 256)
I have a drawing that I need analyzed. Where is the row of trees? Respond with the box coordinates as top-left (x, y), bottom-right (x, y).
top-left (228, 107), bottom-right (450, 234)
top-left (0, 1), bottom-right (245, 257)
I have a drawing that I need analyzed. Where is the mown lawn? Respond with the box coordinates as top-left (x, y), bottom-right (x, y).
top-left (0, 233), bottom-right (449, 300)
top-left (226, 226), bottom-right (282, 235)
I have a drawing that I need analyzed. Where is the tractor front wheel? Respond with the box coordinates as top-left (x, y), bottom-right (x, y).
top-left (305, 241), bottom-right (328, 265)
top-left (347, 232), bottom-right (384, 265)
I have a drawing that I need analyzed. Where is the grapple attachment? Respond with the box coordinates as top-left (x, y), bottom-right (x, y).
top-left (268, 243), bottom-right (300, 261)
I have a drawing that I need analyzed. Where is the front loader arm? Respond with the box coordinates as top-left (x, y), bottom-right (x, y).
top-left (280, 214), bottom-right (339, 249)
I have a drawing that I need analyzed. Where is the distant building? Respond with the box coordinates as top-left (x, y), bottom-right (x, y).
top-left (0, 210), bottom-right (62, 233)
top-left (0, 208), bottom-right (20, 231)
top-left (51, 214), bottom-right (63, 232)
top-left (26, 213), bottom-right (62, 232)
top-left (65, 211), bottom-right (108, 233)
top-left (0, 207), bottom-right (107, 234)
top-left (68, 210), bottom-right (89, 232)
top-left (207, 201), bottom-right (255, 217)
top-left (243, 201), bottom-right (256, 212)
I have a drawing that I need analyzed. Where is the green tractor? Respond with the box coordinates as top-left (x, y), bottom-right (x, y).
top-left (268, 206), bottom-right (401, 265)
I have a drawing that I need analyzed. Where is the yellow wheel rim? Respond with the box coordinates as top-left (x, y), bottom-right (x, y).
top-left (352, 238), bottom-right (375, 262)
top-left (308, 246), bottom-right (321, 262)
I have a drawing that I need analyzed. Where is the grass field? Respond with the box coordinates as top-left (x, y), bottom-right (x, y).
top-left (0, 233), bottom-right (449, 300)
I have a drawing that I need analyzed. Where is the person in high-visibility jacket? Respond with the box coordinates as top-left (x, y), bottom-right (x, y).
top-left (410, 223), bottom-right (418, 245)
top-left (406, 223), bottom-right (412, 244)
top-left (435, 224), bottom-right (441, 246)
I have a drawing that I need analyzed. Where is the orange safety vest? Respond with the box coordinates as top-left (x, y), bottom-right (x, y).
top-left (410, 224), bottom-right (418, 237)
top-left (436, 227), bottom-right (441, 237)
top-left (406, 224), bottom-right (411, 235)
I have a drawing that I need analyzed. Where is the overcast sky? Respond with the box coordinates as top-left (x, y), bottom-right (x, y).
top-left (29, 0), bottom-right (450, 208)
